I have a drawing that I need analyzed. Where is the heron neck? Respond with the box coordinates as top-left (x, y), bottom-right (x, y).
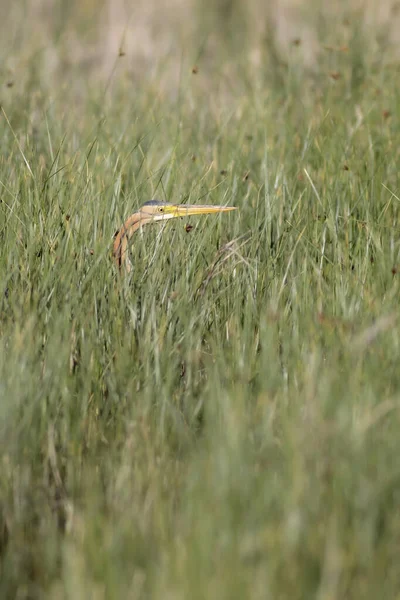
top-left (112, 212), bottom-right (153, 273)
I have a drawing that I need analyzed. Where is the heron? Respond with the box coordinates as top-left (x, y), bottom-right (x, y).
top-left (113, 200), bottom-right (237, 273)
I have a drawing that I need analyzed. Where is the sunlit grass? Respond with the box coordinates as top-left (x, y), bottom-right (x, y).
top-left (1, 2), bottom-right (400, 598)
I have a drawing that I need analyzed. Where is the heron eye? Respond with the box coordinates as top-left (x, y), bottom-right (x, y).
top-left (158, 207), bottom-right (164, 213)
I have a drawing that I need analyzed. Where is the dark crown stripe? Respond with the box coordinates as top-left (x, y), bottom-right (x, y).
top-left (142, 199), bottom-right (169, 206)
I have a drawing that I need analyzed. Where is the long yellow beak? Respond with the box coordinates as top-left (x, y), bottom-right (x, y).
top-left (171, 204), bottom-right (237, 217)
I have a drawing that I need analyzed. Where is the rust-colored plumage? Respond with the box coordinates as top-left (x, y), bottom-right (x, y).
top-left (113, 200), bottom-right (237, 273)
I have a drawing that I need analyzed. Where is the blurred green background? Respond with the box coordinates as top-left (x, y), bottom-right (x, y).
top-left (2, 0), bottom-right (399, 90)
top-left (1, 1), bottom-right (400, 599)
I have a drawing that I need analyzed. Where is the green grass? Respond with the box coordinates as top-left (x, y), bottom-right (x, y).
top-left (1, 2), bottom-right (400, 598)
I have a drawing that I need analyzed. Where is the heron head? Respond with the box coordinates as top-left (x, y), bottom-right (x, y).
top-left (139, 200), bottom-right (237, 222)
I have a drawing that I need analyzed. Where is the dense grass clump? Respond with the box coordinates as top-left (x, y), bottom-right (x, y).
top-left (1, 1), bottom-right (400, 598)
